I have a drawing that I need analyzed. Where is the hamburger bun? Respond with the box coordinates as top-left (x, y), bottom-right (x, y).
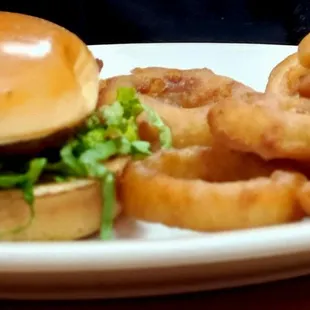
top-left (0, 153), bottom-right (127, 241)
top-left (0, 11), bottom-right (99, 146)
top-left (0, 179), bottom-right (120, 241)
top-left (0, 12), bottom-right (118, 241)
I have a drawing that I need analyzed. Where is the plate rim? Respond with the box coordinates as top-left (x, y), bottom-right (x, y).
top-left (88, 41), bottom-right (298, 48)
top-left (1, 221), bottom-right (310, 272)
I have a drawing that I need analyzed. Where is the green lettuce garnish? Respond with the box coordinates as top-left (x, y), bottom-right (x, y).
top-left (142, 104), bottom-right (172, 149)
top-left (100, 172), bottom-right (115, 240)
top-left (0, 87), bottom-right (172, 240)
top-left (0, 158), bottom-right (47, 237)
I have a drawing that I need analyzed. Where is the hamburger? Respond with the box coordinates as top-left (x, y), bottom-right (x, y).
top-left (0, 11), bottom-right (171, 241)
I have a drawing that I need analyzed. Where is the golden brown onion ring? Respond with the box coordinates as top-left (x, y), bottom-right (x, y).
top-left (131, 67), bottom-right (253, 108)
top-left (137, 95), bottom-right (213, 148)
top-left (98, 67), bottom-right (253, 148)
top-left (266, 53), bottom-right (309, 97)
top-left (105, 156), bottom-right (131, 175)
top-left (132, 67), bottom-right (221, 108)
top-left (98, 78), bottom-right (212, 148)
top-left (98, 75), bottom-right (133, 108)
top-left (266, 51), bottom-right (310, 99)
top-left (298, 32), bottom-right (310, 69)
top-left (297, 182), bottom-right (310, 216)
top-left (297, 33), bottom-right (310, 97)
top-left (132, 67), bottom-right (213, 108)
top-left (298, 74), bottom-right (310, 98)
top-left (99, 67), bottom-right (253, 109)
top-left (117, 146), bottom-right (306, 231)
top-left (208, 91), bottom-right (310, 161)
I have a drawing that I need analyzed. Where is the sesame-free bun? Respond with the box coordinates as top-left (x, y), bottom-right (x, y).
top-left (0, 11), bottom-right (99, 146)
top-left (0, 179), bottom-right (120, 241)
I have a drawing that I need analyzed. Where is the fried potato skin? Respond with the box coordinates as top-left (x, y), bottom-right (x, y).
top-left (117, 147), bottom-right (306, 232)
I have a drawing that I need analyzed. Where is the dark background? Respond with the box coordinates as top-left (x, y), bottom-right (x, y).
top-left (0, 0), bottom-right (310, 45)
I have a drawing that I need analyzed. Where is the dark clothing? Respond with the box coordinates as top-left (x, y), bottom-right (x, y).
top-left (1, 1), bottom-right (310, 45)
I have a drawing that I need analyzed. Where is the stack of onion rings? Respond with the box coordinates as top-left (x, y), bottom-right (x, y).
top-left (118, 146), bottom-right (306, 231)
top-left (113, 34), bottom-right (310, 233)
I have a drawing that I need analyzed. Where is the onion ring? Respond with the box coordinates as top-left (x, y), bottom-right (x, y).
top-left (208, 91), bottom-right (310, 160)
top-left (297, 182), bottom-right (310, 216)
top-left (131, 67), bottom-right (237, 108)
top-left (98, 67), bottom-right (252, 148)
top-left (266, 31), bottom-right (310, 100)
top-left (137, 94), bottom-right (213, 149)
top-left (99, 77), bottom-right (213, 148)
top-left (117, 146), bottom-right (306, 231)
top-left (131, 67), bottom-right (214, 108)
top-left (265, 53), bottom-right (310, 99)
top-left (98, 75), bottom-right (133, 108)
top-left (298, 32), bottom-right (310, 69)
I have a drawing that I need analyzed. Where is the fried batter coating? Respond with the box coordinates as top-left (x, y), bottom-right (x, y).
top-left (133, 67), bottom-right (253, 108)
top-left (298, 32), bottom-right (310, 69)
top-left (132, 67), bottom-right (213, 107)
top-left (98, 67), bottom-right (252, 148)
top-left (118, 146), bottom-right (306, 231)
top-left (266, 53), bottom-right (310, 100)
top-left (296, 180), bottom-right (310, 216)
top-left (208, 92), bottom-right (310, 160)
top-left (98, 67), bottom-right (251, 108)
top-left (98, 75), bottom-right (133, 107)
top-left (137, 95), bottom-right (212, 149)
top-left (132, 67), bottom-right (228, 108)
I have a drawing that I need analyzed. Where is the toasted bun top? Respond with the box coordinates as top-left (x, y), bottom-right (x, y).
top-left (0, 12), bottom-right (99, 145)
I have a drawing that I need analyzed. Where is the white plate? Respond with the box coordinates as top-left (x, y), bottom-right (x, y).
top-left (2, 43), bottom-right (310, 300)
